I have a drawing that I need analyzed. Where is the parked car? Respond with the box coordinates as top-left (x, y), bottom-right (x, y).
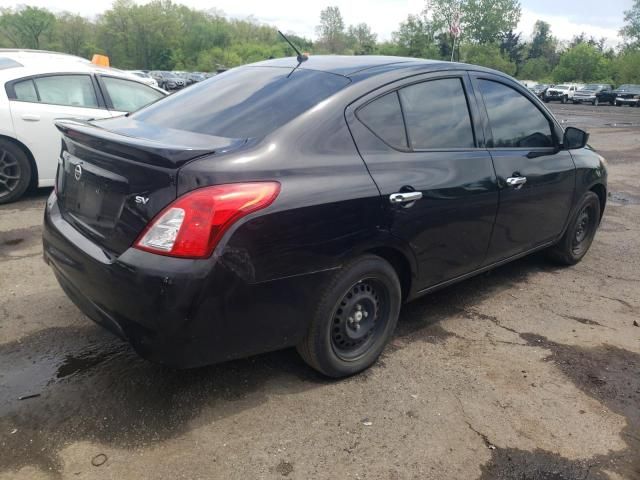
top-left (149, 71), bottom-right (185, 90)
top-left (612, 84), bottom-right (640, 107)
top-left (572, 84), bottom-right (614, 105)
top-left (127, 70), bottom-right (159, 88)
top-left (43, 56), bottom-right (607, 377)
top-left (187, 72), bottom-right (206, 84)
top-left (543, 83), bottom-right (583, 103)
top-left (529, 83), bottom-right (549, 99)
top-left (0, 49), bottom-right (167, 203)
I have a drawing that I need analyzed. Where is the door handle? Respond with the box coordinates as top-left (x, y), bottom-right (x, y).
top-left (21, 114), bottom-right (40, 122)
top-left (506, 176), bottom-right (527, 188)
top-left (389, 191), bottom-right (423, 205)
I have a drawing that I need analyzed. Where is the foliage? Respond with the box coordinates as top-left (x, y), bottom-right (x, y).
top-left (621, 0), bottom-right (640, 47)
top-left (0, 0), bottom-right (636, 84)
top-left (461, 43), bottom-right (516, 75)
top-left (551, 43), bottom-right (611, 83)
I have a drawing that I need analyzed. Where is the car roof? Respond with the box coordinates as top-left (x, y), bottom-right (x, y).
top-left (249, 55), bottom-right (446, 77)
top-left (0, 49), bottom-right (158, 86)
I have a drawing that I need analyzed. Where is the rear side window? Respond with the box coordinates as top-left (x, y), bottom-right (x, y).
top-left (133, 67), bottom-right (351, 139)
top-left (101, 76), bottom-right (164, 112)
top-left (398, 78), bottom-right (475, 150)
top-left (357, 92), bottom-right (407, 149)
top-left (13, 79), bottom-right (38, 102)
top-left (478, 80), bottom-right (553, 148)
top-left (34, 75), bottom-right (98, 108)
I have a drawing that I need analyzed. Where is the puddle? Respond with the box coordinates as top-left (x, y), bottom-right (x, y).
top-left (608, 191), bottom-right (640, 206)
top-left (0, 326), bottom-right (322, 475)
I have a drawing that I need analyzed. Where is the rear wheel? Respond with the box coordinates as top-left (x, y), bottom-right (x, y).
top-left (561, 95), bottom-right (567, 104)
top-left (547, 191), bottom-right (600, 265)
top-left (297, 255), bottom-right (401, 377)
top-left (0, 139), bottom-right (31, 205)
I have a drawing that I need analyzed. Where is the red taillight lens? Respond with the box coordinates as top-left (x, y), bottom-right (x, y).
top-left (134, 182), bottom-right (280, 258)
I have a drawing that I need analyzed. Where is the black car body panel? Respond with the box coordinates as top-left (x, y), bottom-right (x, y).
top-left (43, 56), bottom-right (608, 368)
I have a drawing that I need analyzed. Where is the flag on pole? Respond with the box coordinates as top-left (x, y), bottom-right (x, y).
top-left (450, 11), bottom-right (461, 38)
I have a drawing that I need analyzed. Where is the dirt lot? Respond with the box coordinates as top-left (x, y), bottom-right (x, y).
top-left (0, 103), bottom-right (639, 480)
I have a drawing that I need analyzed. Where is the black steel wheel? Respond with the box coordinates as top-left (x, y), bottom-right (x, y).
top-left (330, 278), bottom-right (390, 361)
top-left (297, 255), bottom-right (401, 377)
top-left (0, 140), bottom-right (31, 204)
top-left (548, 191), bottom-right (601, 265)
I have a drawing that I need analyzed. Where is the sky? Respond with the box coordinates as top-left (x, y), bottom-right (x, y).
top-left (0, 0), bottom-right (633, 46)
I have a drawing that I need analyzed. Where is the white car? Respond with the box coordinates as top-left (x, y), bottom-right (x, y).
top-left (543, 83), bottom-right (584, 104)
top-left (127, 70), bottom-right (159, 88)
top-left (0, 49), bottom-right (167, 203)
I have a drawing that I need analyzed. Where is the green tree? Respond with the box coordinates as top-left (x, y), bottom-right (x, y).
top-left (392, 14), bottom-right (438, 58)
top-left (612, 50), bottom-right (640, 84)
top-left (316, 6), bottom-right (346, 53)
top-left (500, 30), bottom-right (524, 73)
top-left (519, 57), bottom-right (552, 81)
top-left (621, 0), bottom-right (640, 47)
top-left (528, 20), bottom-right (557, 62)
top-left (54, 13), bottom-right (94, 57)
top-left (463, 0), bottom-right (521, 44)
top-left (0, 6), bottom-right (55, 49)
top-left (461, 43), bottom-right (516, 74)
top-left (552, 43), bottom-right (610, 82)
top-left (347, 23), bottom-right (377, 55)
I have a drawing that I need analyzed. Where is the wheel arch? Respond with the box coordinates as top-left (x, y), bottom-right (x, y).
top-left (589, 183), bottom-right (606, 221)
top-left (364, 245), bottom-right (414, 302)
top-left (0, 134), bottom-right (39, 189)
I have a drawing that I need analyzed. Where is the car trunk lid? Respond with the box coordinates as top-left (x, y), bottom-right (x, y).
top-left (55, 117), bottom-right (245, 256)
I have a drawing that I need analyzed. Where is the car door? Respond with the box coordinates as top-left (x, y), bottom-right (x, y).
top-left (346, 72), bottom-right (499, 290)
top-left (470, 74), bottom-right (576, 264)
top-left (7, 74), bottom-right (112, 186)
top-left (96, 75), bottom-right (166, 116)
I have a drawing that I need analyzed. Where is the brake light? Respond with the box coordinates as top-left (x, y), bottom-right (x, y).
top-left (134, 182), bottom-right (280, 258)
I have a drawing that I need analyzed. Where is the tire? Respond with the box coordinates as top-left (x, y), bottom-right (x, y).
top-left (593, 98), bottom-right (599, 106)
top-left (543, 97), bottom-right (549, 103)
top-left (615, 101), bottom-right (621, 106)
top-left (297, 254), bottom-right (402, 378)
top-left (0, 139), bottom-right (32, 204)
top-left (547, 191), bottom-right (601, 265)
top-left (561, 96), bottom-right (567, 104)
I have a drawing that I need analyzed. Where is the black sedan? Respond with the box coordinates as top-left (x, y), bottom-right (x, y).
top-left (613, 84), bottom-right (640, 107)
top-left (43, 56), bottom-right (607, 377)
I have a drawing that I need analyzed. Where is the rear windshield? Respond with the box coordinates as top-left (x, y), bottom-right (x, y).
top-left (133, 66), bottom-right (350, 139)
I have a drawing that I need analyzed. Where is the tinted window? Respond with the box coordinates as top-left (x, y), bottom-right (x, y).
top-left (13, 79), bottom-right (38, 102)
top-left (357, 92), bottom-right (407, 149)
top-left (478, 80), bottom-right (553, 148)
top-left (133, 67), bottom-right (350, 139)
top-left (398, 78), bottom-right (475, 149)
top-left (102, 76), bottom-right (164, 112)
top-left (33, 75), bottom-right (98, 108)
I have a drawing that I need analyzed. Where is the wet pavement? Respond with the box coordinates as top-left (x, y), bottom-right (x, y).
top-left (1, 104), bottom-right (639, 479)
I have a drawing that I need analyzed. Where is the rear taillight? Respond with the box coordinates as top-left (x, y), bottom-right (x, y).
top-left (134, 182), bottom-right (280, 258)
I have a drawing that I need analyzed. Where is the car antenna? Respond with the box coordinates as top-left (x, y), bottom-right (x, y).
top-left (278, 30), bottom-right (308, 77)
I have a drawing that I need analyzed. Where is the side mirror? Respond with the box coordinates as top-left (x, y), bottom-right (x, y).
top-left (563, 127), bottom-right (589, 150)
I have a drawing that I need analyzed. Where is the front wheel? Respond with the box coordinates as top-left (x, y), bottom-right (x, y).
top-left (561, 96), bottom-right (567, 104)
top-left (593, 98), bottom-right (599, 106)
top-left (547, 191), bottom-right (601, 265)
top-left (297, 255), bottom-right (401, 378)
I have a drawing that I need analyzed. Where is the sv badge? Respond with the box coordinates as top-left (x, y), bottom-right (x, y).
top-left (135, 196), bottom-right (150, 205)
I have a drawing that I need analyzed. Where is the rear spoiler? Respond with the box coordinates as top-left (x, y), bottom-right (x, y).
top-left (56, 119), bottom-right (245, 168)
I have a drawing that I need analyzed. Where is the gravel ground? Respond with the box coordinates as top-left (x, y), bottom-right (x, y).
top-left (0, 103), bottom-right (639, 480)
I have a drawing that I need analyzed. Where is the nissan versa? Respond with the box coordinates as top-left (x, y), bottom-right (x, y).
top-left (43, 56), bottom-right (607, 377)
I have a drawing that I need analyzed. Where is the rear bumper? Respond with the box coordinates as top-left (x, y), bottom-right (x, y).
top-left (43, 192), bottom-right (332, 368)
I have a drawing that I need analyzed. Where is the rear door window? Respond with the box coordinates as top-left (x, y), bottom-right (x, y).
top-left (33, 75), bottom-right (99, 108)
top-left (133, 67), bottom-right (351, 139)
top-left (13, 79), bottom-right (38, 102)
top-left (477, 79), bottom-right (554, 148)
top-left (398, 78), bottom-right (475, 150)
top-left (356, 92), bottom-right (407, 150)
